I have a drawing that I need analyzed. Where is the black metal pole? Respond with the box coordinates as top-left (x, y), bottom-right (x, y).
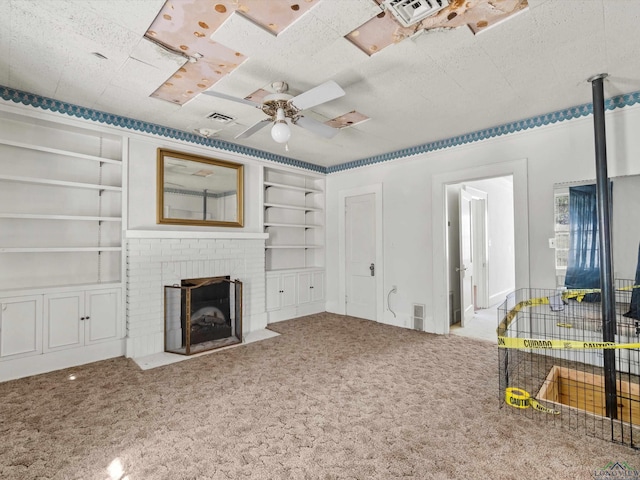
top-left (589, 73), bottom-right (617, 420)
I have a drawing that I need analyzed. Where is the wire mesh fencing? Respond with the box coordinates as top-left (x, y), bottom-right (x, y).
top-left (498, 281), bottom-right (640, 449)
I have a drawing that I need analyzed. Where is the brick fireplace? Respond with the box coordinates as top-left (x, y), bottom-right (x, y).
top-left (125, 231), bottom-right (268, 359)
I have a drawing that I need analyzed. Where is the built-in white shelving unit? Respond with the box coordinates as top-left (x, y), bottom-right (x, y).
top-left (0, 108), bottom-right (125, 381)
top-left (263, 167), bottom-right (325, 271)
top-left (263, 167), bottom-right (325, 322)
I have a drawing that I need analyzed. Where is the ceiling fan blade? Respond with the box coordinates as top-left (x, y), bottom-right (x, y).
top-left (201, 90), bottom-right (262, 108)
top-left (290, 80), bottom-right (345, 111)
top-left (235, 118), bottom-right (271, 139)
top-left (293, 115), bottom-right (340, 139)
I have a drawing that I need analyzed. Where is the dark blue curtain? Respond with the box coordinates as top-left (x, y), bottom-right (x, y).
top-left (564, 185), bottom-right (601, 290)
top-left (624, 243), bottom-right (640, 320)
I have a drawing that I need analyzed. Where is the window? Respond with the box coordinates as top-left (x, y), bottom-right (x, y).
top-left (554, 191), bottom-right (570, 271)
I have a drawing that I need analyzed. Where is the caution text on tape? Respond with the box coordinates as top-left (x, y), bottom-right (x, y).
top-left (505, 387), bottom-right (560, 415)
top-left (498, 336), bottom-right (640, 350)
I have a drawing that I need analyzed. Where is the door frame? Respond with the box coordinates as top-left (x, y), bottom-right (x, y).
top-left (338, 184), bottom-right (384, 321)
top-left (458, 186), bottom-right (475, 327)
top-left (432, 159), bottom-right (529, 335)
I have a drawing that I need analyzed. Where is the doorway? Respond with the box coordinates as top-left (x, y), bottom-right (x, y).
top-left (446, 176), bottom-right (516, 341)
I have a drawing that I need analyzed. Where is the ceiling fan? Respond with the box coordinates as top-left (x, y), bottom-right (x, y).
top-left (202, 80), bottom-right (346, 144)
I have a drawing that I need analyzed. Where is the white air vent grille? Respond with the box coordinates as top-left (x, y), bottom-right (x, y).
top-left (413, 303), bottom-right (425, 331)
top-left (206, 112), bottom-right (235, 123)
top-left (384, 0), bottom-right (450, 27)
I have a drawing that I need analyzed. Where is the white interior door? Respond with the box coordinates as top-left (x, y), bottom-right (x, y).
top-left (471, 197), bottom-right (489, 309)
top-left (345, 193), bottom-right (376, 320)
top-left (459, 188), bottom-right (474, 326)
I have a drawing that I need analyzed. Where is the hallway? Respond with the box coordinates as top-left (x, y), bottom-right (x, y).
top-left (449, 303), bottom-right (499, 343)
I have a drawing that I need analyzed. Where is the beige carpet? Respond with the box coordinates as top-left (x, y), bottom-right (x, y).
top-left (1, 313), bottom-right (639, 480)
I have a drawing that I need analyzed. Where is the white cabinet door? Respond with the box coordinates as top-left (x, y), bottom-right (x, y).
top-left (298, 271), bottom-right (324, 304)
top-left (311, 271), bottom-right (325, 303)
top-left (0, 295), bottom-right (42, 359)
top-left (297, 272), bottom-right (312, 304)
top-left (44, 288), bottom-right (122, 352)
top-left (85, 289), bottom-right (120, 345)
top-left (44, 292), bottom-right (83, 352)
top-left (281, 273), bottom-right (297, 308)
top-left (267, 273), bottom-right (298, 312)
top-left (266, 274), bottom-right (282, 311)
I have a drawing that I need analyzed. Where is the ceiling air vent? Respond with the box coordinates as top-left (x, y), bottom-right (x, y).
top-left (384, 0), bottom-right (450, 27)
top-left (206, 112), bottom-right (235, 124)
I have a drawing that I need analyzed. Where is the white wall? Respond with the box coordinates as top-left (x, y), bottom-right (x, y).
top-left (325, 103), bottom-right (640, 334)
top-left (127, 137), bottom-right (264, 233)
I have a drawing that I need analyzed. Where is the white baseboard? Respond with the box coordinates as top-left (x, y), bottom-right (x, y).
top-left (267, 302), bottom-right (324, 323)
top-left (489, 288), bottom-right (514, 307)
top-left (0, 339), bottom-right (125, 383)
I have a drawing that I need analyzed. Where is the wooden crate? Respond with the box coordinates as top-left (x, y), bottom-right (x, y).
top-left (538, 365), bottom-right (640, 425)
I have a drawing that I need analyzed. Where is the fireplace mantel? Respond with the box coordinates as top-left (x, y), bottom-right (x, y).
top-left (126, 230), bottom-right (269, 240)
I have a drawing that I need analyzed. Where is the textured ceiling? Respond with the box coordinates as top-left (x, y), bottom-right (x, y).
top-left (1, 0), bottom-right (640, 169)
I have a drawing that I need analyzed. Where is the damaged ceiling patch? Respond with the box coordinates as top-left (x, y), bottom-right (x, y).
top-left (145, 0), bottom-right (318, 104)
top-left (325, 111), bottom-right (370, 129)
top-left (347, 0), bottom-right (528, 56)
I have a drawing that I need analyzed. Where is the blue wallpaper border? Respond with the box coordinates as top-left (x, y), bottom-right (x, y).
top-left (327, 90), bottom-right (640, 173)
top-left (1, 85), bottom-right (639, 175)
top-left (0, 85), bottom-right (324, 174)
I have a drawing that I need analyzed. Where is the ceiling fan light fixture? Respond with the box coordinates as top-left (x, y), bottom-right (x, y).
top-left (271, 120), bottom-right (291, 143)
top-left (271, 107), bottom-right (291, 143)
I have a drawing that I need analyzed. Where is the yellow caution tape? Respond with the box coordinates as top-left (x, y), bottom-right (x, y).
top-left (505, 387), bottom-right (560, 415)
top-left (556, 323), bottom-right (573, 328)
top-left (496, 285), bottom-right (640, 336)
top-left (498, 336), bottom-right (640, 350)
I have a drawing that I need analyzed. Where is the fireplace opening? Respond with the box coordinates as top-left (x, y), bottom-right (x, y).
top-left (164, 276), bottom-right (243, 355)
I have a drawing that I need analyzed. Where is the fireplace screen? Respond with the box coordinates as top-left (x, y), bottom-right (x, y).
top-left (164, 276), bottom-right (242, 355)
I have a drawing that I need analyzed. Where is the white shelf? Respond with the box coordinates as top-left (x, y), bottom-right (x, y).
top-left (264, 181), bottom-right (322, 194)
top-left (0, 247), bottom-right (122, 253)
top-left (264, 167), bottom-right (324, 271)
top-left (265, 245), bottom-right (323, 249)
top-left (264, 222), bottom-right (322, 229)
top-left (0, 138), bottom-right (121, 165)
top-left (0, 174), bottom-right (121, 191)
top-left (264, 202), bottom-right (321, 212)
top-left (0, 111), bottom-right (123, 291)
top-left (0, 213), bottom-right (121, 222)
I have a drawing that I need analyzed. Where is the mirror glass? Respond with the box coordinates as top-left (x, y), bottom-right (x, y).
top-left (157, 149), bottom-right (243, 227)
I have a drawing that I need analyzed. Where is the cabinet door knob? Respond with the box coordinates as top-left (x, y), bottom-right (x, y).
top-left (80, 316), bottom-right (86, 321)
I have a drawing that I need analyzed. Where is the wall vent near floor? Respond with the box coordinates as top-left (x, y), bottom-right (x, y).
top-left (413, 303), bottom-right (425, 330)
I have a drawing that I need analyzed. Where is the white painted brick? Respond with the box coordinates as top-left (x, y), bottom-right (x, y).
top-left (126, 236), bottom-right (268, 358)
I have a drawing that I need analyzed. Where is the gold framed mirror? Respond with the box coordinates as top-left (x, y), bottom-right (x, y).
top-left (157, 148), bottom-right (244, 227)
